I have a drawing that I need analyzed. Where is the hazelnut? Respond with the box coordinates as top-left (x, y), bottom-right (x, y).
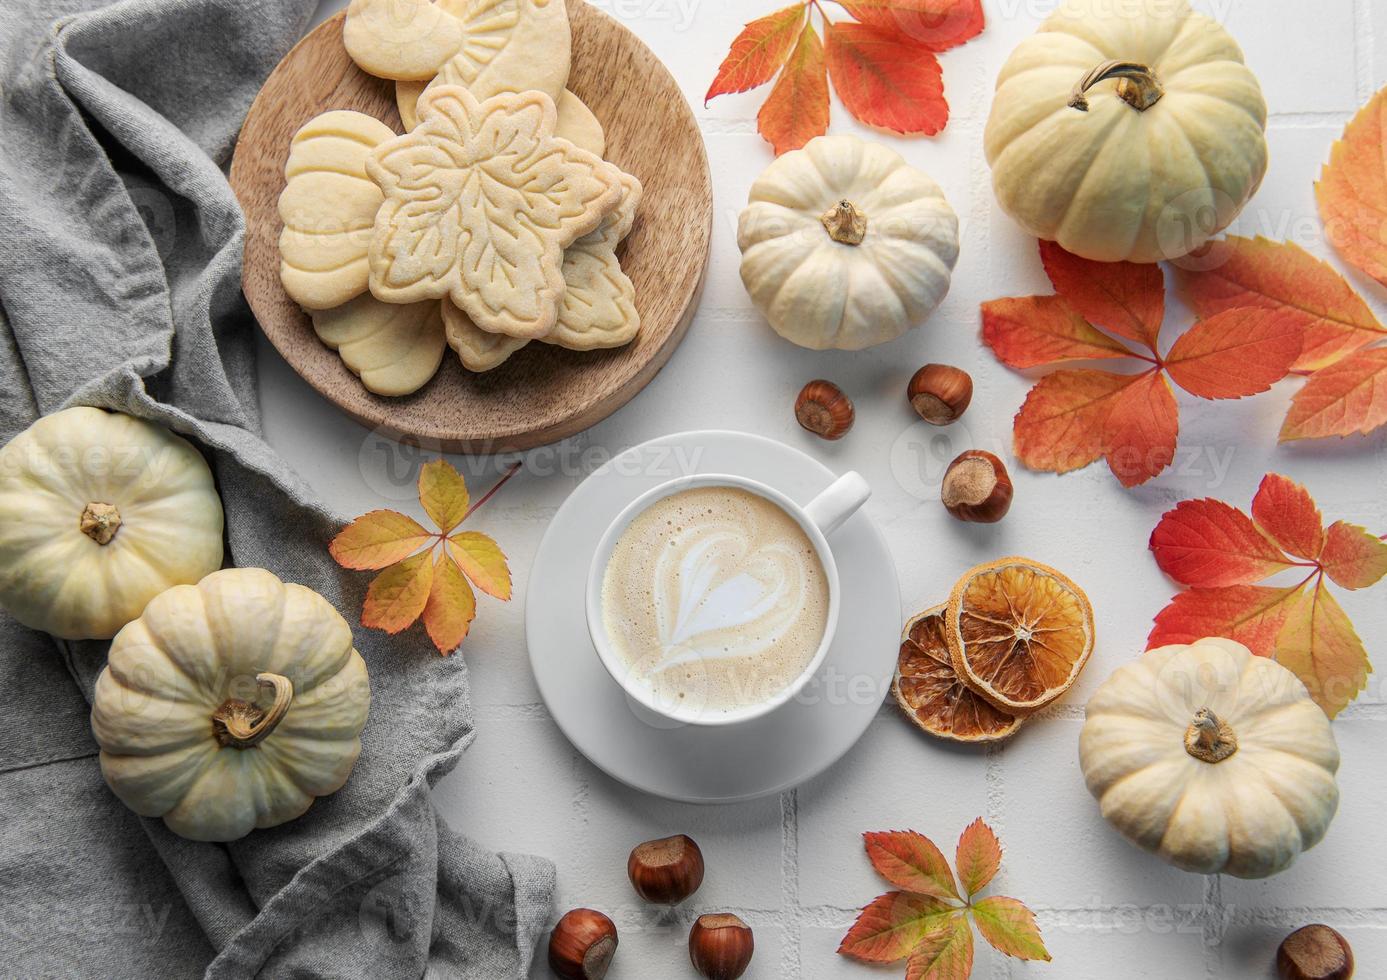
top-left (908, 364), bottom-right (973, 425)
top-left (1277, 924), bottom-right (1353, 980)
top-left (628, 834), bottom-right (705, 905)
top-left (941, 450), bottom-right (1013, 523)
top-left (548, 908), bottom-right (617, 979)
top-left (689, 913), bottom-right (754, 980)
top-left (795, 380), bottom-right (854, 440)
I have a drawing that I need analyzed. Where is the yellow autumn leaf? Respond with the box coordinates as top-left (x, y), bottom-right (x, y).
top-left (329, 509), bottom-right (433, 570)
top-left (422, 552), bottom-right (477, 655)
top-left (418, 458), bottom-right (470, 532)
top-left (363, 550), bottom-right (435, 634)
top-left (448, 531), bottom-right (512, 600)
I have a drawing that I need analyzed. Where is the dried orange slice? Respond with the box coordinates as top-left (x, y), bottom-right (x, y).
top-left (893, 604), bottom-right (1022, 743)
top-left (947, 557), bottom-right (1094, 714)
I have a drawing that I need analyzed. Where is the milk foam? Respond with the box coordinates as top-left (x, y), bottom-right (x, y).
top-left (600, 486), bottom-right (830, 716)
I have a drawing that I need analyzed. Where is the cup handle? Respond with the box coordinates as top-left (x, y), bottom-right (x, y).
top-left (803, 471), bottom-right (871, 537)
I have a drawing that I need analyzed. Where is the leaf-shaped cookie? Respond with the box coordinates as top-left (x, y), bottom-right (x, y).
top-left (442, 172), bottom-right (642, 371)
top-left (399, 81), bottom-right (604, 158)
top-left (310, 293), bottom-right (446, 396)
top-left (366, 85), bottom-right (624, 338)
top-left (347, 0), bottom-right (569, 103)
top-left (278, 110), bottom-right (395, 311)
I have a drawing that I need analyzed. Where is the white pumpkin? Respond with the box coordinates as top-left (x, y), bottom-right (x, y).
top-left (1079, 637), bottom-right (1339, 879)
top-left (92, 568), bottom-right (370, 842)
top-left (737, 135), bottom-right (958, 351)
top-left (0, 408), bottom-right (224, 639)
top-left (984, 0), bottom-right (1267, 263)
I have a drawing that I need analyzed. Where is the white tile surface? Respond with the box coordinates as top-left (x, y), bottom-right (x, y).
top-left (279, 1), bottom-right (1387, 975)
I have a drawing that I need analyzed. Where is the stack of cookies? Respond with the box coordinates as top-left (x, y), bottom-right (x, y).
top-left (276, 0), bottom-right (642, 396)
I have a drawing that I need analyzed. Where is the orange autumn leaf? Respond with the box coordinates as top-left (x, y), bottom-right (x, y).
top-left (864, 831), bottom-right (960, 902)
top-left (1102, 370), bottom-right (1178, 488)
top-left (418, 458), bottom-right (470, 533)
top-left (363, 550), bottom-right (435, 635)
top-left (448, 531), bottom-right (512, 600)
top-left (1012, 370), bottom-right (1137, 474)
top-left (1148, 475), bottom-right (1384, 717)
top-left (330, 510), bottom-right (432, 570)
top-left (1280, 346), bottom-right (1387, 441)
top-left (1320, 521), bottom-right (1387, 589)
top-left (1174, 236), bottom-right (1384, 372)
top-left (905, 915), bottom-right (973, 980)
top-left (1038, 241), bottom-right (1163, 351)
top-left (825, 22), bottom-right (947, 136)
top-left (1317, 86), bottom-right (1387, 290)
top-left (1251, 473), bottom-right (1325, 561)
top-left (758, 21), bottom-right (829, 156)
top-left (422, 552), bottom-right (477, 654)
top-left (981, 296), bottom-right (1131, 368)
top-left (839, 0), bottom-right (983, 51)
top-left (331, 460), bottom-right (517, 655)
top-left (841, 821), bottom-right (1047, 977)
top-left (953, 819), bottom-right (1000, 897)
top-left (705, 4), bottom-right (805, 102)
top-left (1163, 309), bottom-right (1303, 399)
top-left (986, 242), bottom-right (1302, 487)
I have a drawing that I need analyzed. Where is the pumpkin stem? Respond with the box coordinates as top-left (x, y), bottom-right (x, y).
top-left (1184, 707), bottom-right (1238, 764)
top-left (80, 502), bottom-right (122, 545)
top-left (821, 200), bottom-right (868, 246)
top-left (1068, 61), bottom-right (1164, 112)
top-left (212, 672), bottom-right (294, 749)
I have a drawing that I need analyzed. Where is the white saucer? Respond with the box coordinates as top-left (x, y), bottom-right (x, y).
top-left (526, 430), bottom-right (901, 803)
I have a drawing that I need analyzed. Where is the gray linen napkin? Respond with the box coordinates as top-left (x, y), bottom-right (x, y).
top-left (0, 1), bottom-right (554, 976)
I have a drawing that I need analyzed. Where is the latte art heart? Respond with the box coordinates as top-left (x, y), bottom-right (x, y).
top-left (601, 486), bottom-right (830, 716)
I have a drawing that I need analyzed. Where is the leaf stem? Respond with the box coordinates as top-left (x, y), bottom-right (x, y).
top-left (463, 461), bottom-right (522, 523)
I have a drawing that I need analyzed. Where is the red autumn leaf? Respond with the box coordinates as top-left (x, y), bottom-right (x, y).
top-left (953, 819), bottom-right (1001, 897)
top-left (1281, 346), bottom-right (1387, 441)
top-left (1038, 241), bottom-right (1163, 351)
top-left (421, 552), bottom-right (476, 655)
top-left (1317, 86), bottom-right (1387, 290)
top-left (705, 4), bottom-right (806, 102)
top-left (1251, 473), bottom-right (1325, 561)
top-left (1012, 370), bottom-right (1138, 474)
top-left (1277, 579), bottom-right (1370, 717)
top-left (904, 915), bottom-right (973, 980)
top-left (758, 21), bottom-right (829, 155)
top-left (1149, 498), bottom-right (1295, 588)
top-left (329, 509), bottom-right (432, 570)
top-left (970, 897), bottom-right (1050, 961)
top-left (1102, 370), bottom-right (1178, 487)
top-left (1148, 583), bottom-right (1303, 654)
top-left (864, 831), bottom-right (961, 901)
top-left (825, 22), bottom-right (947, 136)
top-left (1163, 309), bottom-right (1303, 399)
top-left (839, 0), bottom-right (983, 51)
top-left (1174, 236), bottom-right (1385, 371)
top-left (1320, 521), bottom-right (1387, 589)
top-left (981, 295), bottom-right (1132, 369)
top-left (839, 892), bottom-right (959, 962)
top-left (363, 550), bottom-right (435, 635)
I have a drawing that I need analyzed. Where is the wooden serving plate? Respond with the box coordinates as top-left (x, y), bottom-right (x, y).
top-left (230, 1), bottom-right (712, 453)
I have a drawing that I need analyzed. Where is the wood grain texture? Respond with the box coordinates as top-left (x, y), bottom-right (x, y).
top-left (230, 1), bottom-right (712, 453)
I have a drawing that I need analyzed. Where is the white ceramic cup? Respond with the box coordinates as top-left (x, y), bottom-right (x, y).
top-left (585, 471), bottom-right (871, 727)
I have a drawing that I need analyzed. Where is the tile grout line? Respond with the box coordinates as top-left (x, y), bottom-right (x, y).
top-left (983, 739), bottom-right (1009, 980)
top-left (780, 787), bottom-right (803, 979)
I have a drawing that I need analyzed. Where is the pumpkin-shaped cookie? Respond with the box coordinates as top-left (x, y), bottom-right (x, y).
top-left (92, 568), bottom-right (370, 842)
top-left (0, 408), bottom-right (224, 639)
top-left (1079, 637), bottom-right (1338, 878)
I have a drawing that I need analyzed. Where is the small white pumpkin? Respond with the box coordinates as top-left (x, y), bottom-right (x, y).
top-left (92, 568), bottom-right (370, 842)
top-left (1079, 637), bottom-right (1339, 879)
top-left (737, 135), bottom-right (958, 351)
top-left (0, 407), bottom-right (224, 639)
top-left (984, 0), bottom-right (1267, 263)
